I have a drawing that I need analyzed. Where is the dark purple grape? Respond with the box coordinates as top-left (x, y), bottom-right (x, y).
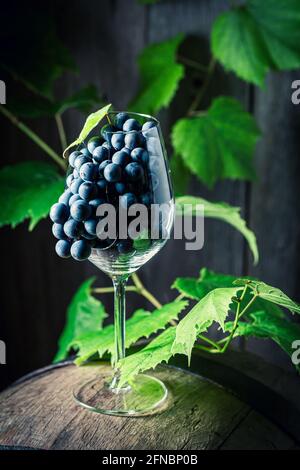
top-left (124, 132), bottom-right (143, 150)
top-left (112, 150), bottom-right (130, 167)
top-left (123, 118), bottom-right (141, 132)
top-left (79, 162), bottom-right (98, 182)
top-left (111, 131), bottom-right (125, 151)
top-left (93, 146), bottom-right (109, 163)
top-left (70, 178), bottom-right (83, 195)
top-left (69, 193), bottom-right (81, 206)
top-left (104, 163), bottom-right (122, 183)
top-left (50, 203), bottom-right (69, 224)
top-left (71, 239), bottom-right (91, 261)
top-left (69, 151), bottom-right (81, 168)
top-left (87, 136), bottom-right (102, 154)
top-left (79, 147), bottom-right (92, 158)
top-left (114, 112), bottom-right (130, 129)
top-left (84, 218), bottom-right (98, 236)
top-left (52, 223), bottom-right (66, 240)
top-left (74, 155), bottom-right (91, 171)
top-left (55, 240), bottom-right (71, 258)
top-left (131, 147), bottom-right (149, 165)
top-left (101, 124), bottom-right (115, 143)
top-left (64, 219), bottom-right (83, 238)
top-left (102, 141), bottom-right (115, 154)
top-left (125, 162), bottom-right (144, 182)
top-left (78, 181), bottom-right (98, 201)
top-left (70, 200), bottom-right (92, 221)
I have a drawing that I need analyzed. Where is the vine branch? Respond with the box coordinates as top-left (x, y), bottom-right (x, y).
top-left (177, 54), bottom-right (208, 73)
top-left (93, 274), bottom-right (163, 311)
top-left (55, 113), bottom-right (68, 153)
top-left (131, 273), bottom-right (162, 310)
top-left (0, 106), bottom-right (66, 171)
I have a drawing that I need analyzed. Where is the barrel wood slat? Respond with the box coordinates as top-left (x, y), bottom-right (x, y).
top-left (0, 351), bottom-right (299, 450)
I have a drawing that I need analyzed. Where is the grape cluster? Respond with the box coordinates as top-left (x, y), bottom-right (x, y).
top-left (50, 112), bottom-right (157, 261)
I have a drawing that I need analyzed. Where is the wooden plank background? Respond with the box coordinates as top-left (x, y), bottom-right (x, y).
top-left (0, 0), bottom-right (299, 389)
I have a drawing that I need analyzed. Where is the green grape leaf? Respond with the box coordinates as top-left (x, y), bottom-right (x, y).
top-left (7, 85), bottom-right (103, 119)
top-left (234, 279), bottom-right (300, 314)
top-left (73, 325), bottom-right (114, 366)
top-left (175, 268), bottom-right (285, 319)
top-left (172, 97), bottom-right (260, 188)
top-left (63, 103), bottom-right (112, 157)
top-left (118, 327), bottom-right (177, 387)
top-left (121, 300), bottom-right (188, 354)
top-left (176, 195), bottom-right (259, 264)
top-left (225, 311), bottom-right (300, 371)
top-left (0, 11), bottom-right (75, 98)
top-left (129, 34), bottom-right (185, 115)
top-left (172, 277), bottom-right (202, 301)
top-left (172, 287), bottom-right (240, 362)
top-left (0, 162), bottom-right (64, 230)
top-left (173, 268), bottom-right (237, 301)
top-left (54, 278), bottom-right (107, 363)
top-left (73, 300), bottom-right (188, 365)
top-left (212, 0), bottom-right (300, 87)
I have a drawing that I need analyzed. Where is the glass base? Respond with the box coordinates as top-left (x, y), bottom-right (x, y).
top-left (73, 373), bottom-right (169, 417)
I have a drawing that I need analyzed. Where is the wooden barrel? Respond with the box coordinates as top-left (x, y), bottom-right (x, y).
top-left (0, 350), bottom-right (299, 450)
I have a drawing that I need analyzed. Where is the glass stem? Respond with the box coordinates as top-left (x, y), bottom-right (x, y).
top-left (110, 275), bottom-right (128, 390)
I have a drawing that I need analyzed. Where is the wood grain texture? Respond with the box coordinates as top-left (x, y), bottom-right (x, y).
top-left (0, 360), bottom-right (297, 450)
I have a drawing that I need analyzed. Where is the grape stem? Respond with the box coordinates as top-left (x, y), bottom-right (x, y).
top-left (198, 334), bottom-right (221, 351)
top-left (0, 106), bottom-right (66, 171)
top-left (55, 113), bottom-right (68, 153)
top-left (93, 275), bottom-right (162, 309)
top-left (177, 55), bottom-right (208, 73)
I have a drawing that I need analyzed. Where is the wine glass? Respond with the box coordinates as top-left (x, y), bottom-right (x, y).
top-left (72, 112), bottom-right (175, 416)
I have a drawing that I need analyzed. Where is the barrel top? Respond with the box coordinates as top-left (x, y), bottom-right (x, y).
top-left (0, 352), bottom-right (299, 450)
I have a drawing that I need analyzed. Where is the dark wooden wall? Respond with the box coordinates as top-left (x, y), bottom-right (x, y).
top-left (1, 0), bottom-right (299, 389)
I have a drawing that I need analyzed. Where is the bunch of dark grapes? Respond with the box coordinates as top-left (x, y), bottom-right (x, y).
top-left (50, 113), bottom-right (156, 261)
